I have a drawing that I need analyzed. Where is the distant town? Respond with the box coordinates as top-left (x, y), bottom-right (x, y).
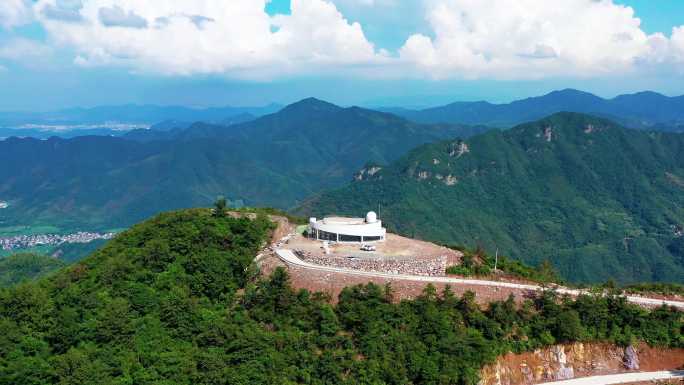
top-left (0, 231), bottom-right (116, 252)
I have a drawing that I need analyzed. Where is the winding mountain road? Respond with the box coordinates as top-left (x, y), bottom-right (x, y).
top-left (537, 370), bottom-right (684, 384)
top-left (274, 249), bottom-right (684, 310)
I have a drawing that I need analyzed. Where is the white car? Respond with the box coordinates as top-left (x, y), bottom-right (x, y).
top-left (360, 244), bottom-right (376, 252)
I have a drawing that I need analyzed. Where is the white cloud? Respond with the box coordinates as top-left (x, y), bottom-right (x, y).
top-left (42, 0), bottom-right (84, 22)
top-left (398, 0), bottom-right (684, 79)
top-left (33, 0), bottom-right (384, 78)
top-left (0, 0), bottom-right (33, 29)
top-left (673, 26), bottom-right (684, 62)
top-left (98, 5), bottom-right (148, 29)
top-left (5, 0), bottom-right (682, 80)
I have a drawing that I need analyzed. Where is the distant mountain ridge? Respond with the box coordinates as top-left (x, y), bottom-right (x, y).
top-left (0, 103), bottom-right (281, 128)
top-left (384, 89), bottom-right (684, 130)
top-left (0, 98), bottom-right (486, 229)
top-left (299, 112), bottom-right (684, 284)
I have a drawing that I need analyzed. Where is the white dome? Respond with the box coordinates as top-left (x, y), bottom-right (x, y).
top-left (365, 211), bottom-right (377, 223)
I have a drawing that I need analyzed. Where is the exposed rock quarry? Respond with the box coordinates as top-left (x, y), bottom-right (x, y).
top-left (479, 343), bottom-right (684, 385)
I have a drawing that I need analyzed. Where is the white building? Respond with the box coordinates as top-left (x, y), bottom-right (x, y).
top-left (309, 212), bottom-right (386, 243)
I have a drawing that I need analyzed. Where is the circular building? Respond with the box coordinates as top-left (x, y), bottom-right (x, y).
top-left (309, 211), bottom-right (386, 243)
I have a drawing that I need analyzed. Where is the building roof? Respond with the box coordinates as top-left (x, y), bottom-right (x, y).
top-left (321, 217), bottom-right (366, 225)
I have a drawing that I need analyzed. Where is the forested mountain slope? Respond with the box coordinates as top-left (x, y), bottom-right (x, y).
top-left (0, 99), bottom-right (485, 230)
top-left (0, 253), bottom-right (65, 288)
top-left (0, 209), bottom-right (680, 384)
top-left (299, 113), bottom-right (684, 284)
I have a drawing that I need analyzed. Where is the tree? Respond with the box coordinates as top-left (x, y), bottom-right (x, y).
top-left (213, 197), bottom-right (227, 217)
top-left (537, 260), bottom-right (560, 283)
top-left (555, 310), bottom-right (583, 342)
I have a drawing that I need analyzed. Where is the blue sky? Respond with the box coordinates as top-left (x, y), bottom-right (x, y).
top-left (0, 0), bottom-right (683, 111)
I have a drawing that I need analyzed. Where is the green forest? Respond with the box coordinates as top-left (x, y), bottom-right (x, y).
top-left (0, 253), bottom-right (65, 288)
top-left (0, 210), bottom-right (682, 384)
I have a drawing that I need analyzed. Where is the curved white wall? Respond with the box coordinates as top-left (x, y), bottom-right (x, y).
top-left (313, 220), bottom-right (385, 238)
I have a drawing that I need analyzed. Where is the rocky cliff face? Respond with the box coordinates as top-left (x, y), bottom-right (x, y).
top-left (354, 166), bottom-right (383, 181)
top-left (479, 343), bottom-right (684, 385)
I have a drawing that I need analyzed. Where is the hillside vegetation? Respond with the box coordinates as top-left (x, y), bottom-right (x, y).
top-left (0, 99), bottom-right (486, 230)
top-left (300, 112), bottom-right (684, 284)
top-left (0, 253), bottom-right (65, 288)
top-left (0, 209), bottom-right (682, 384)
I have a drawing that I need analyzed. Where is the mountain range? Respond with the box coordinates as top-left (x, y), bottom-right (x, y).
top-left (3, 89), bottom-right (684, 140)
top-left (383, 89), bottom-right (684, 130)
top-left (3, 92), bottom-right (684, 284)
top-left (298, 112), bottom-right (684, 284)
top-left (0, 103), bottom-right (281, 131)
top-left (0, 98), bottom-right (484, 230)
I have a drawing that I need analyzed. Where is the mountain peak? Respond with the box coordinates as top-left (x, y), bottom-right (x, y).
top-left (543, 88), bottom-right (602, 100)
top-left (281, 97), bottom-right (341, 114)
top-left (612, 90), bottom-right (668, 102)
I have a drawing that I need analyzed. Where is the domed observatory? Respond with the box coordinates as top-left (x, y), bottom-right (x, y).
top-left (309, 211), bottom-right (386, 243)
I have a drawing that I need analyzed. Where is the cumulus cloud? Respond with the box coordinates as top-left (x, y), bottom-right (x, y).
top-left (154, 14), bottom-right (215, 30)
top-left (42, 0), bottom-right (84, 22)
top-left (398, 0), bottom-right (684, 79)
top-left (98, 5), bottom-right (148, 29)
top-left (0, 0), bottom-right (32, 29)
top-left (9, 0), bottom-right (684, 79)
top-left (33, 0), bottom-right (382, 77)
top-left (521, 44), bottom-right (558, 60)
top-left (187, 15), bottom-right (215, 29)
top-left (673, 27), bottom-right (684, 62)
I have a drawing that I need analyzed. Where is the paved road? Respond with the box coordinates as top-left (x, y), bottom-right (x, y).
top-left (275, 249), bottom-right (684, 310)
top-left (537, 370), bottom-right (684, 384)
